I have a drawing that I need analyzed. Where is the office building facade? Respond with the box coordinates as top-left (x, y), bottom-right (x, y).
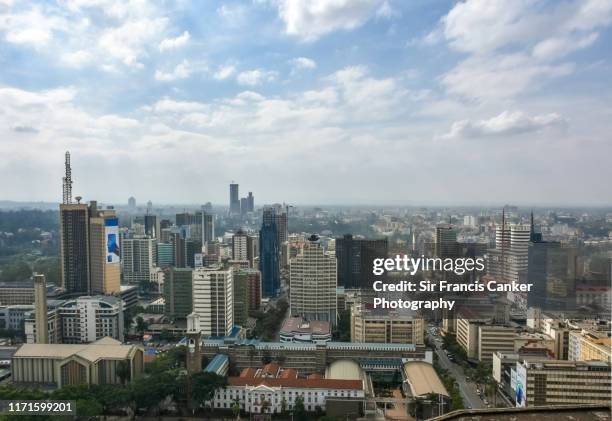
top-left (289, 235), bottom-right (337, 326)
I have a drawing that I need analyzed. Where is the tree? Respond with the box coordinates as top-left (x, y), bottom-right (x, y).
top-left (116, 360), bottom-right (131, 385)
top-left (135, 316), bottom-right (148, 335)
top-left (189, 372), bottom-right (227, 408)
top-left (231, 398), bottom-right (241, 419)
top-left (0, 260), bottom-right (32, 282)
top-left (294, 395), bottom-right (306, 421)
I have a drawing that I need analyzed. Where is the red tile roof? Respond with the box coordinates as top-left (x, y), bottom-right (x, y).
top-left (228, 377), bottom-right (363, 390)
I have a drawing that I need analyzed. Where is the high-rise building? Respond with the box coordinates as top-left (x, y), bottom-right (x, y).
top-left (247, 192), bottom-right (254, 212)
top-left (88, 202), bottom-right (121, 295)
top-left (232, 230), bottom-right (255, 267)
top-left (233, 269), bottom-right (262, 326)
top-left (289, 235), bottom-right (337, 326)
top-left (229, 183), bottom-right (240, 215)
top-left (163, 267), bottom-right (193, 319)
top-left (171, 232), bottom-right (186, 268)
top-left (240, 197), bottom-right (248, 217)
top-left (335, 234), bottom-right (388, 289)
top-left (59, 202), bottom-right (90, 294)
top-left (488, 221), bottom-right (531, 284)
top-left (259, 210), bottom-right (280, 298)
top-left (527, 242), bottom-right (577, 310)
top-left (192, 267), bottom-right (234, 337)
top-left (435, 224), bottom-right (458, 258)
top-left (144, 214), bottom-right (159, 238)
top-left (185, 239), bottom-right (203, 268)
top-left (199, 210), bottom-right (215, 244)
top-left (128, 196), bottom-right (136, 210)
top-left (33, 274), bottom-right (48, 344)
top-left (121, 236), bottom-right (156, 285)
top-left (157, 242), bottom-right (174, 267)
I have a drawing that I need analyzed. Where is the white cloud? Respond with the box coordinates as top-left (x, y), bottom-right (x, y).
top-left (442, 53), bottom-right (574, 100)
top-left (0, 7), bottom-right (64, 48)
top-left (276, 0), bottom-right (385, 42)
top-left (435, 0), bottom-right (612, 100)
top-left (159, 30), bottom-right (190, 52)
top-left (154, 60), bottom-right (192, 81)
top-left (290, 56), bottom-right (317, 70)
top-left (237, 69), bottom-right (278, 86)
top-left (213, 65), bottom-right (236, 80)
top-left (146, 98), bottom-right (208, 113)
top-left (99, 17), bottom-right (168, 68)
top-left (440, 110), bottom-right (567, 139)
top-left (61, 50), bottom-right (94, 68)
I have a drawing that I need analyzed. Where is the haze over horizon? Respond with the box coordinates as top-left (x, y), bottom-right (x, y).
top-left (1, 0), bottom-right (611, 205)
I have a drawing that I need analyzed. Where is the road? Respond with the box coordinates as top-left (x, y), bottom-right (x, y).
top-left (427, 330), bottom-right (484, 409)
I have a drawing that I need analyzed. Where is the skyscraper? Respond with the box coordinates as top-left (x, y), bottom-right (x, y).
top-left (144, 214), bottom-right (159, 238)
top-left (247, 192), bottom-right (254, 212)
top-left (192, 267), bottom-right (233, 337)
top-left (128, 196), bottom-right (136, 210)
top-left (201, 211), bottom-right (215, 244)
top-left (229, 183), bottom-right (240, 215)
top-left (289, 235), bottom-right (337, 326)
top-left (60, 202), bottom-right (91, 294)
top-left (121, 236), bottom-right (156, 285)
top-left (335, 234), bottom-right (388, 289)
top-left (163, 267), bottom-right (193, 319)
top-left (259, 208), bottom-right (280, 298)
top-left (233, 269), bottom-right (261, 326)
top-left (435, 223), bottom-right (458, 258)
top-left (88, 202), bottom-right (121, 295)
top-left (232, 230), bottom-right (255, 267)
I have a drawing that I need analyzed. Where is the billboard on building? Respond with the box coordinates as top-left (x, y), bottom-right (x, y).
top-left (515, 363), bottom-right (527, 408)
top-left (105, 218), bottom-right (120, 263)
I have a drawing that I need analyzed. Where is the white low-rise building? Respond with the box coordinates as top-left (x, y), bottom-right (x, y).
top-left (210, 362), bottom-right (365, 414)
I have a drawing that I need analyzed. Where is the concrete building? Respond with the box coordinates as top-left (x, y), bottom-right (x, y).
top-left (121, 236), bottom-right (156, 285)
top-left (25, 296), bottom-right (123, 344)
top-left (456, 315), bottom-right (520, 363)
top-left (193, 266), bottom-right (233, 337)
top-left (435, 224), bottom-right (458, 258)
top-left (59, 203), bottom-right (90, 294)
top-left (210, 363), bottom-right (365, 414)
top-left (514, 359), bottom-right (611, 407)
top-left (351, 305), bottom-right (424, 344)
top-left (233, 269), bottom-right (261, 327)
top-left (568, 330), bottom-right (611, 363)
top-left (88, 204), bottom-right (120, 295)
top-left (11, 337), bottom-right (143, 389)
top-left (232, 230), bottom-right (255, 267)
top-left (163, 267), bottom-right (193, 319)
top-left (489, 223), bottom-right (531, 284)
top-left (202, 339), bottom-right (431, 376)
top-left (280, 316), bottom-right (332, 343)
top-left (0, 282), bottom-right (35, 306)
top-left (289, 235), bottom-right (337, 326)
top-left (229, 183), bottom-right (240, 215)
top-left (33, 274), bottom-right (48, 344)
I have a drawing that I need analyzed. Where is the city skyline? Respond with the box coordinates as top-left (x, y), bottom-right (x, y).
top-left (1, 0), bottom-right (611, 205)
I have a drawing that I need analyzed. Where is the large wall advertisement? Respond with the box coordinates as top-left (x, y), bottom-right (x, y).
top-left (105, 218), bottom-right (120, 264)
top-left (515, 363), bottom-right (527, 408)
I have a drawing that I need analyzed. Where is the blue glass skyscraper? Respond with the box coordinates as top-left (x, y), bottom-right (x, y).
top-left (259, 208), bottom-right (280, 298)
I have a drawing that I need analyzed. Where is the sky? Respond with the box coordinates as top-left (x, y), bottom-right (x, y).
top-left (0, 0), bottom-right (611, 206)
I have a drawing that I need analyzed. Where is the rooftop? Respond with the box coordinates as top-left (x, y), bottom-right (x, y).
top-left (13, 337), bottom-right (138, 363)
top-left (280, 316), bottom-right (331, 335)
top-left (403, 362), bottom-right (449, 398)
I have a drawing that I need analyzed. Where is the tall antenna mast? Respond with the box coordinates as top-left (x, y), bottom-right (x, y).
top-left (62, 151), bottom-right (73, 205)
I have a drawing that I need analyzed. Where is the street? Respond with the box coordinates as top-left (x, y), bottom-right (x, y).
top-left (427, 329), bottom-right (484, 409)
